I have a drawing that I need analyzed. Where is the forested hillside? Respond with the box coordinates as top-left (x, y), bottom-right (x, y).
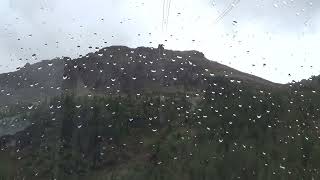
top-left (0, 46), bottom-right (320, 180)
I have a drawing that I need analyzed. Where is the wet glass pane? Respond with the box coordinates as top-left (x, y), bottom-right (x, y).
top-left (0, 0), bottom-right (319, 179)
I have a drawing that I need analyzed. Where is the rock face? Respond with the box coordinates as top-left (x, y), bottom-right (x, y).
top-left (0, 46), bottom-right (282, 107)
top-left (0, 58), bottom-right (65, 107)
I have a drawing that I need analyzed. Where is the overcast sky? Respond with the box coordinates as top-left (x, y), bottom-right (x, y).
top-left (0, 0), bottom-right (319, 83)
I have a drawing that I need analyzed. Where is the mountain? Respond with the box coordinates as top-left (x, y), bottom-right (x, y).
top-left (0, 46), bottom-right (320, 180)
top-left (0, 45), bottom-right (284, 107)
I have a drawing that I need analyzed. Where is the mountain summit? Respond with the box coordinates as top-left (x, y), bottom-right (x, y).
top-left (0, 45), bottom-right (282, 106)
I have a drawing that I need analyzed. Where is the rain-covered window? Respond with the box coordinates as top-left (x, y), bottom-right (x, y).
top-left (0, 0), bottom-right (319, 179)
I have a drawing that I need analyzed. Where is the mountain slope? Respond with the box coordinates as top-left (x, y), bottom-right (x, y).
top-left (1, 46), bottom-right (320, 180)
top-left (0, 46), bottom-right (284, 107)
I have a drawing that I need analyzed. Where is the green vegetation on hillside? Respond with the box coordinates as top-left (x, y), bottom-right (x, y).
top-left (1, 75), bottom-right (320, 180)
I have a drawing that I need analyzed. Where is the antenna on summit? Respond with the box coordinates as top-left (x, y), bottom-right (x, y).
top-left (158, 44), bottom-right (164, 58)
